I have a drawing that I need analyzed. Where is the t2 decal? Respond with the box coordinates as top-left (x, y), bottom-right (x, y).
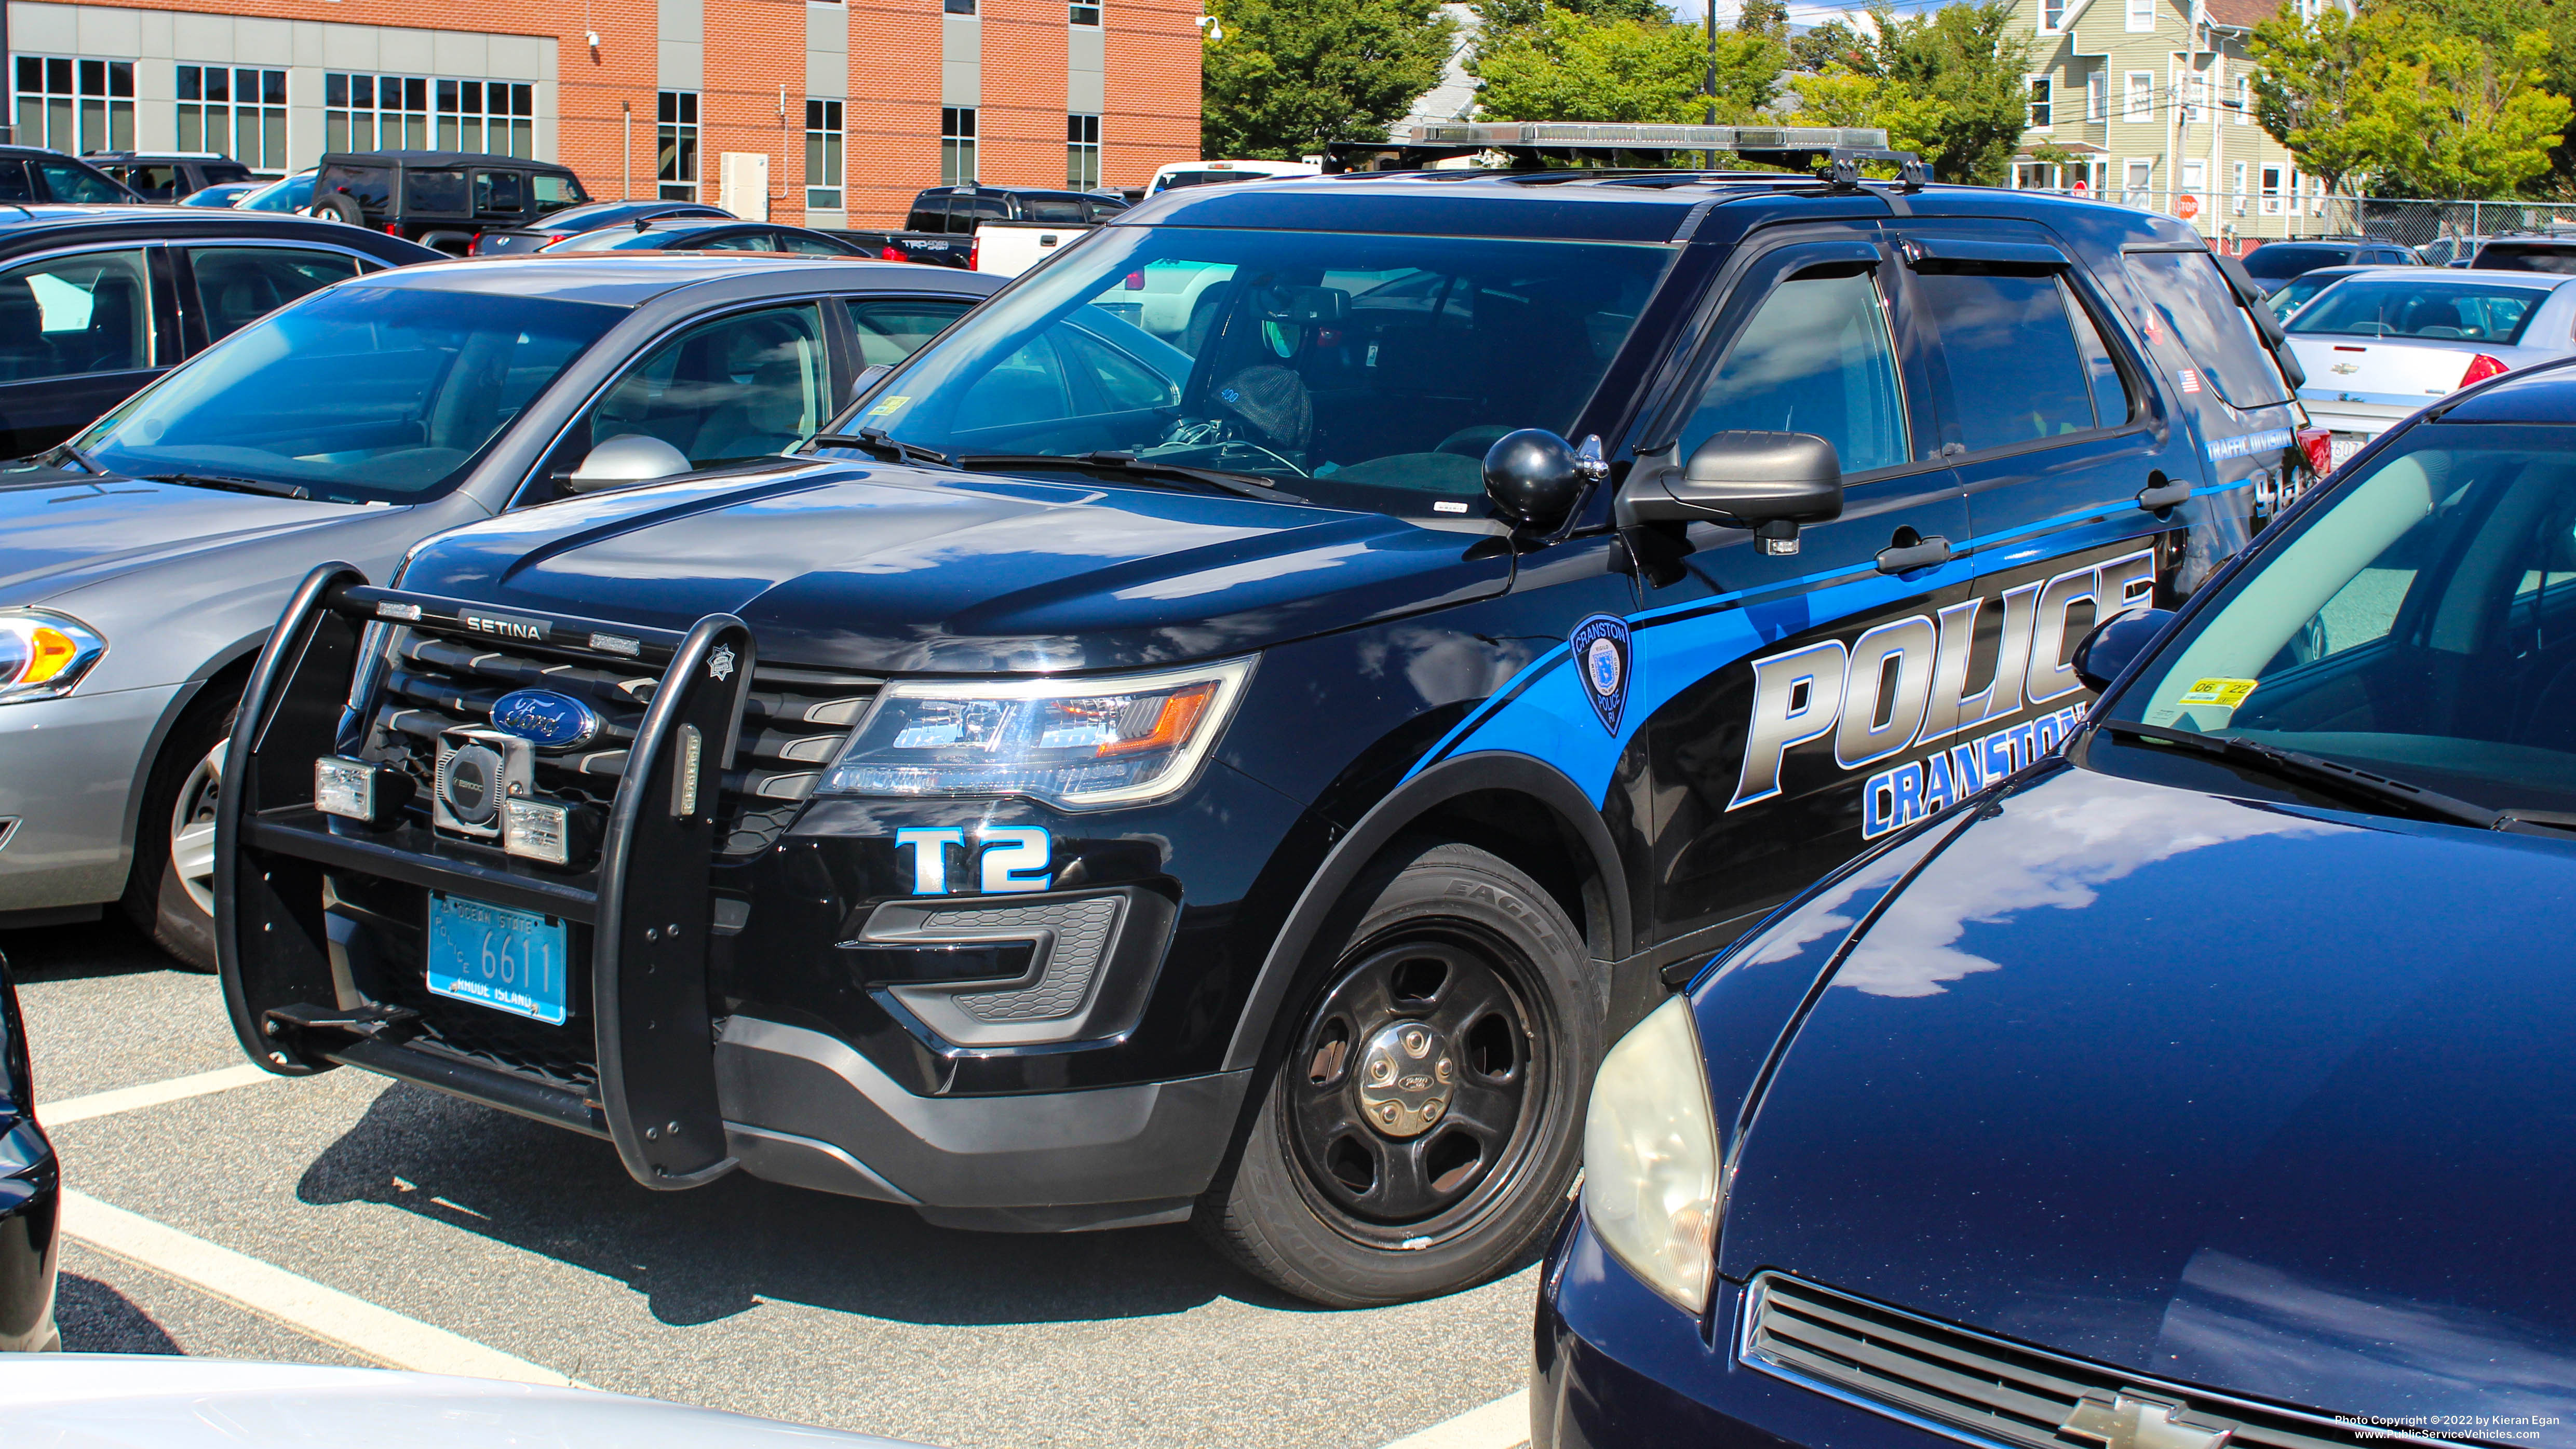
top-left (893, 825), bottom-right (1054, 895)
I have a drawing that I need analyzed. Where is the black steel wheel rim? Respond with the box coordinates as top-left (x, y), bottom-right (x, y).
top-left (1280, 924), bottom-right (1550, 1245)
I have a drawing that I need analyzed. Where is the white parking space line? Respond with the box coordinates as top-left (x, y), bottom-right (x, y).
top-left (61, 1189), bottom-right (574, 1386)
top-left (1378, 1387), bottom-right (1530, 1449)
top-left (40, 1063), bottom-right (278, 1125)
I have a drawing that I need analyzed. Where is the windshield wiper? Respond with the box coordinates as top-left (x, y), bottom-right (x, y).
top-left (2101, 721), bottom-right (2516, 831)
top-left (141, 472), bottom-right (309, 499)
top-left (805, 429), bottom-right (951, 467)
top-left (953, 451), bottom-right (1307, 504)
top-left (47, 441), bottom-right (104, 476)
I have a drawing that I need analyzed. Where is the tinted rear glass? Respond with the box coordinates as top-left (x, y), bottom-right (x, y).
top-left (1022, 197), bottom-right (1085, 222)
top-left (322, 165), bottom-right (392, 211)
top-left (2286, 278), bottom-right (2552, 344)
top-left (2124, 249), bottom-right (2294, 409)
top-left (403, 167), bottom-right (470, 212)
top-left (2241, 244), bottom-right (2358, 281)
top-left (2472, 243), bottom-right (2576, 276)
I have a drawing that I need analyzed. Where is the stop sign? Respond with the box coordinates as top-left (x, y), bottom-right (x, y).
top-left (2178, 193), bottom-right (2202, 220)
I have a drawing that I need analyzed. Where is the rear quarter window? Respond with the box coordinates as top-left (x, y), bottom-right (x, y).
top-left (321, 165), bottom-right (392, 211)
top-left (402, 167), bottom-right (470, 213)
top-left (2123, 249), bottom-right (2294, 410)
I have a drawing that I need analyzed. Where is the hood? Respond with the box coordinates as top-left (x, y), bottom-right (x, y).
top-left (1717, 764), bottom-right (2576, 1426)
top-left (0, 470), bottom-right (390, 602)
top-left (393, 460), bottom-right (1512, 674)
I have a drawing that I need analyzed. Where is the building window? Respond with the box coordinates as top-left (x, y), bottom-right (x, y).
top-left (2259, 163), bottom-right (2284, 215)
top-left (16, 57), bottom-right (132, 155)
top-left (325, 74), bottom-right (423, 151)
top-left (658, 90), bottom-right (699, 201)
top-left (2026, 77), bottom-right (2052, 130)
top-left (805, 99), bottom-right (843, 211)
top-left (2125, 0), bottom-right (2154, 31)
top-left (941, 106), bottom-right (976, 186)
top-left (2234, 74), bottom-right (2250, 125)
top-left (2123, 158), bottom-right (2153, 208)
top-left (1067, 113), bottom-right (1100, 188)
top-left (437, 79), bottom-right (533, 156)
top-left (177, 66), bottom-right (286, 172)
top-left (1070, 0), bottom-right (1101, 23)
top-left (2124, 71), bottom-right (2154, 121)
top-left (2181, 71), bottom-right (2207, 123)
top-left (2040, 0), bottom-right (2064, 31)
top-left (2086, 70), bottom-right (2107, 122)
top-left (945, 0), bottom-right (977, 15)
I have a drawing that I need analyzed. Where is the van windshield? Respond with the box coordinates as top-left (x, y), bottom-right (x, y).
top-left (854, 226), bottom-right (1675, 518)
top-left (74, 284), bottom-right (619, 505)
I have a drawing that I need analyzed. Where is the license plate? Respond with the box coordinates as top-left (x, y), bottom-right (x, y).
top-left (426, 893), bottom-right (569, 1025)
top-left (2330, 433), bottom-right (2368, 470)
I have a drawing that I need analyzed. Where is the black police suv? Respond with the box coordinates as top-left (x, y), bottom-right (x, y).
top-left (215, 124), bottom-right (2311, 1308)
top-left (0, 953), bottom-right (57, 1353)
top-left (85, 151), bottom-right (256, 202)
top-left (310, 151), bottom-right (590, 255)
top-left (0, 206), bottom-right (437, 457)
top-left (0, 147), bottom-right (139, 205)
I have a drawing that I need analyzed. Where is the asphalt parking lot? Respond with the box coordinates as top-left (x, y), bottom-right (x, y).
top-left (12, 918), bottom-right (1537, 1448)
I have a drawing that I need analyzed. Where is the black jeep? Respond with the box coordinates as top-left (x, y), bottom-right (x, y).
top-left (311, 151), bottom-right (592, 255)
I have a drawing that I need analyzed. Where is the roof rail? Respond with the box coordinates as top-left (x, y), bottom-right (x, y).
top-left (1323, 121), bottom-right (1926, 191)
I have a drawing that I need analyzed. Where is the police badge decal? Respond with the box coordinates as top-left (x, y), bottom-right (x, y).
top-left (1570, 614), bottom-right (1632, 735)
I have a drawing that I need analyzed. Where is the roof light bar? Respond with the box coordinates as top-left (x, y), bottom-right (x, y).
top-left (1402, 121), bottom-right (1891, 152)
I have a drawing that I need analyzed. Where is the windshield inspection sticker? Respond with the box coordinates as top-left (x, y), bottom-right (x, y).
top-left (865, 395), bottom-right (911, 419)
top-left (2175, 677), bottom-right (2259, 710)
top-left (1571, 614), bottom-right (1631, 735)
top-left (2207, 428), bottom-right (2295, 462)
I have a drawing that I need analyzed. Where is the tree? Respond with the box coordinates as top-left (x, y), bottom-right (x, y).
top-left (1202, 0), bottom-right (1456, 160)
top-left (2250, 5), bottom-right (2382, 200)
top-left (1472, 0), bottom-right (1665, 46)
top-left (1471, 6), bottom-right (1786, 125)
top-left (1737, 0), bottom-right (1788, 43)
top-left (2253, 4), bottom-right (2570, 200)
top-left (1785, 3), bottom-right (2030, 184)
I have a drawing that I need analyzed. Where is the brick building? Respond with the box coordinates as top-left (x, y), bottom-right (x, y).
top-left (2, 0), bottom-right (1202, 227)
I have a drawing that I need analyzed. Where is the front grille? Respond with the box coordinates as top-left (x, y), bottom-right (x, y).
top-left (1743, 1275), bottom-right (2447, 1449)
top-left (359, 626), bottom-right (879, 857)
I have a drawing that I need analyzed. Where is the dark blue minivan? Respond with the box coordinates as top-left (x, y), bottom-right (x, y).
top-left (1539, 361), bottom-right (2576, 1446)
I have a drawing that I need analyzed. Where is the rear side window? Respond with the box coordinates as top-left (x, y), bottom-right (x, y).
top-left (475, 170), bottom-right (525, 214)
top-left (2123, 249), bottom-right (2294, 410)
top-left (846, 297), bottom-right (970, 365)
top-left (531, 174), bottom-right (585, 216)
top-left (905, 195), bottom-right (951, 233)
top-left (1914, 269), bottom-right (2110, 451)
top-left (0, 162), bottom-right (32, 204)
top-left (2471, 244), bottom-right (2576, 276)
top-left (36, 159), bottom-right (126, 204)
top-left (190, 246), bottom-right (361, 342)
top-left (403, 167), bottom-right (470, 213)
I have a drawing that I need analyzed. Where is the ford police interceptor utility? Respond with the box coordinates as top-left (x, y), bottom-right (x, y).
top-left (214, 124), bottom-right (2314, 1307)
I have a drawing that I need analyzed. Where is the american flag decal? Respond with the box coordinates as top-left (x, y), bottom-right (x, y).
top-left (2178, 369), bottom-right (2202, 394)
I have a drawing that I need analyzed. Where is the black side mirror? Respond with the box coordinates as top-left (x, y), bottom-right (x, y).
top-left (1481, 428), bottom-right (1592, 533)
top-left (1616, 430), bottom-right (1843, 556)
top-left (2072, 605), bottom-right (2177, 693)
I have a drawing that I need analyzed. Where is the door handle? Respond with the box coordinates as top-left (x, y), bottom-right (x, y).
top-left (2137, 476), bottom-right (2193, 511)
top-left (1876, 532), bottom-right (1952, 574)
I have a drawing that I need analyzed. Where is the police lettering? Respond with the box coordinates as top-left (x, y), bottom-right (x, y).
top-left (1728, 549), bottom-right (2154, 816)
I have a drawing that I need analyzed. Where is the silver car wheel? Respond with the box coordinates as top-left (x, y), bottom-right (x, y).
top-left (170, 740), bottom-right (224, 917)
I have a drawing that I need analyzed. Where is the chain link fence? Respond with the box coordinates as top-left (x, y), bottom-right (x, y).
top-left (2013, 185), bottom-right (2576, 263)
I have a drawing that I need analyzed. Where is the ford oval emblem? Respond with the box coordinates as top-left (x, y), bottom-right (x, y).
top-left (489, 689), bottom-right (601, 752)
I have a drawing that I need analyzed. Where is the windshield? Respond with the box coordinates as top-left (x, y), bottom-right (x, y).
top-left (74, 283), bottom-right (620, 505)
top-left (239, 171), bottom-right (312, 212)
top-left (2286, 278), bottom-right (2552, 344)
top-left (857, 226), bottom-right (1675, 517)
top-left (2265, 269), bottom-right (2348, 321)
top-left (2099, 424), bottom-right (2576, 817)
top-left (2241, 244), bottom-right (2356, 281)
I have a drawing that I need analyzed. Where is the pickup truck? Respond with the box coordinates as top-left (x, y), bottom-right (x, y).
top-left (839, 184), bottom-right (1126, 268)
top-left (969, 218), bottom-right (1092, 276)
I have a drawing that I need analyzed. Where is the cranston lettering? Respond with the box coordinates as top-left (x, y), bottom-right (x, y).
top-left (1730, 548), bottom-right (2153, 813)
top-left (1863, 703), bottom-right (2087, 838)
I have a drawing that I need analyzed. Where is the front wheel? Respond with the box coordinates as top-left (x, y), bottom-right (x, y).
top-left (1197, 839), bottom-right (1600, 1307)
top-left (121, 692), bottom-right (237, 971)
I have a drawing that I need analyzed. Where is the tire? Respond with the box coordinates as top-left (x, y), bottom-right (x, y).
top-left (1196, 839), bottom-right (1601, 1307)
top-left (311, 193), bottom-right (365, 227)
top-left (120, 690), bottom-right (238, 972)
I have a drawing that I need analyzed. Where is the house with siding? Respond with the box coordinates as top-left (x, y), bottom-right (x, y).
top-left (2006, 0), bottom-right (2353, 250)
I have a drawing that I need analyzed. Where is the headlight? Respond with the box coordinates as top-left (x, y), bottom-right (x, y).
top-left (821, 657), bottom-right (1255, 809)
top-left (1583, 996), bottom-right (1721, 1315)
top-left (0, 610), bottom-right (106, 703)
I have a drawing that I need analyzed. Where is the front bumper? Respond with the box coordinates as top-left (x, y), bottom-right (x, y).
top-left (0, 1118), bottom-right (59, 1353)
top-left (1534, 1209), bottom-right (1953, 1449)
top-left (0, 682), bottom-right (183, 912)
top-left (219, 569), bottom-right (1273, 1228)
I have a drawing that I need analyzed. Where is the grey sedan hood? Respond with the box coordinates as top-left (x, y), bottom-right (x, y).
top-left (0, 473), bottom-right (393, 602)
top-left (0, 1357), bottom-right (925, 1446)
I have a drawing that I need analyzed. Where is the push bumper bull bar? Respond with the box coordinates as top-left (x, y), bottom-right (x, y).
top-left (215, 563), bottom-right (760, 1191)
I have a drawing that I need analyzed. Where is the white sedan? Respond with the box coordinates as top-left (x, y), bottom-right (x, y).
top-left (2287, 269), bottom-right (2576, 469)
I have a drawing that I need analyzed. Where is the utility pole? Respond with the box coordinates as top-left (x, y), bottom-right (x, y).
top-left (1704, 0), bottom-right (1720, 169)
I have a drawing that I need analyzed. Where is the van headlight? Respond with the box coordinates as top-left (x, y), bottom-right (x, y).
top-left (0, 610), bottom-right (106, 703)
top-left (821, 657), bottom-right (1255, 809)
top-left (1583, 996), bottom-right (1722, 1315)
